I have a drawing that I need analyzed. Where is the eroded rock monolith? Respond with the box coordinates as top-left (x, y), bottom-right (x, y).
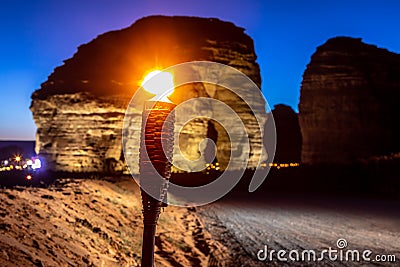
top-left (30, 16), bottom-right (268, 174)
top-left (299, 37), bottom-right (400, 164)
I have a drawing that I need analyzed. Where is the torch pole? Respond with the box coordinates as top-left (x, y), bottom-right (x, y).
top-left (139, 100), bottom-right (175, 267)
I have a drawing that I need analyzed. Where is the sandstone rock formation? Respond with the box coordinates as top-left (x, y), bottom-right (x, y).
top-left (267, 104), bottom-right (301, 163)
top-left (30, 16), bottom-right (267, 174)
top-left (299, 37), bottom-right (400, 164)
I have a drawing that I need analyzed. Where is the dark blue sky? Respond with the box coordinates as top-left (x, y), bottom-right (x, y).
top-left (1, 0), bottom-right (399, 140)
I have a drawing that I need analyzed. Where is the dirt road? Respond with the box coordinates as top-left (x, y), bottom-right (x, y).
top-left (198, 193), bottom-right (400, 266)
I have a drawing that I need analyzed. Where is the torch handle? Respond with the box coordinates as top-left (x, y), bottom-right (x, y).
top-left (139, 101), bottom-right (175, 267)
top-left (142, 223), bottom-right (156, 267)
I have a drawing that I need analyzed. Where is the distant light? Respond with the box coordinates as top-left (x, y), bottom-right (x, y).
top-left (4, 160), bottom-right (8, 166)
top-left (15, 156), bottom-right (21, 162)
top-left (26, 175), bottom-right (32, 180)
top-left (32, 158), bottom-right (42, 170)
top-left (26, 160), bottom-right (33, 166)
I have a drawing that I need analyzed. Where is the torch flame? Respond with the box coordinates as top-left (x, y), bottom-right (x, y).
top-left (141, 70), bottom-right (174, 101)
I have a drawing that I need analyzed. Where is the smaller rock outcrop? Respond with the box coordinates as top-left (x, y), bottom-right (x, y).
top-left (268, 104), bottom-right (301, 163)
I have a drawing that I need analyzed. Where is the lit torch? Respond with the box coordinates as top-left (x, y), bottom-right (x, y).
top-left (139, 70), bottom-right (175, 267)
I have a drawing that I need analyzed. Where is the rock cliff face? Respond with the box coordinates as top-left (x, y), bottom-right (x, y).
top-left (299, 37), bottom-right (400, 164)
top-left (30, 16), bottom-right (266, 174)
top-left (30, 93), bottom-right (128, 173)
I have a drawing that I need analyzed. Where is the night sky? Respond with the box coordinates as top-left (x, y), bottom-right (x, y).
top-left (1, 0), bottom-right (399, 140)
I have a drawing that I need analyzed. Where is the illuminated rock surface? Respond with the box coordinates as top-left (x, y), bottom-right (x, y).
top-left (299, 37), bottom-right (400, 164)
top-left (30, 15), bottom-right (267, 174)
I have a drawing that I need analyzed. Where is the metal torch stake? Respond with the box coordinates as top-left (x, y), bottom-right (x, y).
top-left (139, 101), bottom-right (175, 267)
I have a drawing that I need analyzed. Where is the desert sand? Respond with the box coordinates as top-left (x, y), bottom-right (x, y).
top-left (0, 177), bottom-right (225, 267)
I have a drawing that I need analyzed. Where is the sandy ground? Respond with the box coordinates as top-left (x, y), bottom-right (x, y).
top-left (0, 177), bottom-right (225, 267)
top-left (1, 176), bottom-right (399, 267)
top-left (198, 193), bottom-right (400, 266)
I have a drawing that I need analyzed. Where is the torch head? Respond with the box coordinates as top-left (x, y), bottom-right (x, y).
top-left (141, 70), bottom-right (174, 102)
